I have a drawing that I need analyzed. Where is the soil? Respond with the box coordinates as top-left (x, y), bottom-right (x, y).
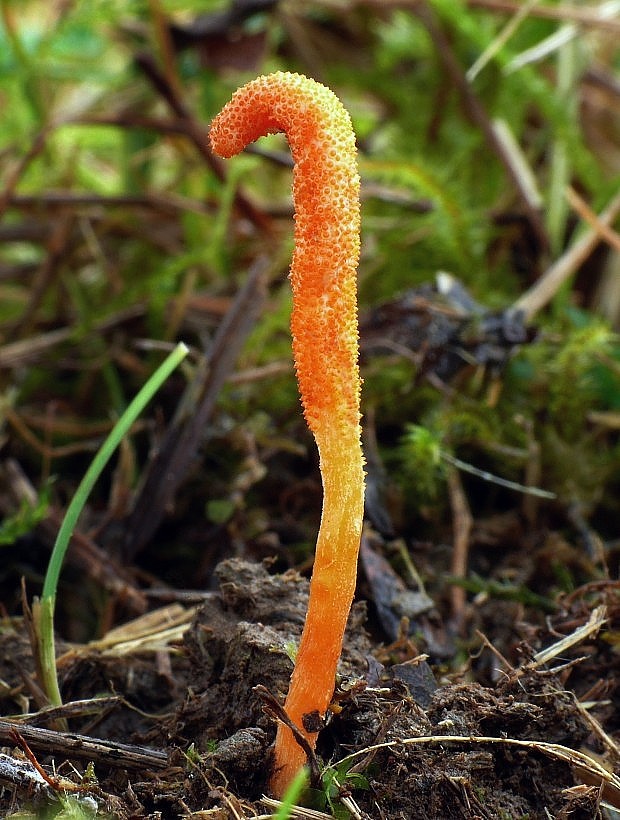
top-left (1, 550), bottom-right (618, 819)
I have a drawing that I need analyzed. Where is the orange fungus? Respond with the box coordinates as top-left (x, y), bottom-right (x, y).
top-left (210, 71), bottom-right (365, 797)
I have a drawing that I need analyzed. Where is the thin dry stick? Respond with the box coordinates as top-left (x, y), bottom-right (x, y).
top-left (331, 734), bottom-right (620, 809)
top-left (447, 466), bottom-right (473, 627)
top-left (565, 186), bottom-right (620, 255)
top-left (134, 52), bottom-right (272, 236)
top-left (3, 406), bottom-right (120, 460)
top-left (259, 799), bottom-right (333, 820)
top-left (9, 729), bottom-right (66, 792)
top-left (10, 214), bottom-right (74, 337)
top-left (531, 604), bottom-right (607, 667)
top-left (0, 304), bottom-right (145, 369)
top-left (11, 190), bottom-right (209, 214)
top-left (412, 1), bottom-right (549, 250)
top-left (0, 128), bottom-right (49, 219)
top-left (42, 511), bottom-right (146, 610)
top-left (512, 190), bottom-right (620, 321)
top-left (123, 256), bottom-right (268, 558)
top-left (254, 685), bottom-right (321, 787)
top-left (467, 0), bottom-right (541, 81)
top-left (466, 0), bottom-right (620, 33)
top-left (491, 119), bottom-right (543, 212)
top-left (0, 720), bottom-right (168, 770)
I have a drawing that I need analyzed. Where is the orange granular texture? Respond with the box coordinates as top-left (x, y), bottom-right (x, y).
top-left (210, 71), bottom-right (365, 797)
top-left (209, 71), bottom-right (362, 438)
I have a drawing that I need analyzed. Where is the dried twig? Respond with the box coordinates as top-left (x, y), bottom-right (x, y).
top-left (259, 798), bottom-right (332, 819)
top-left (412, 1), bottom-right (549, 250)
top-left (134, 52), bottom-right (272, 235)
top-left (466, 0), bottom-right (620, 33)
top-left (0, 719), bottom-right (169, 770)
top-left (11, 190), bottom-right (212, 216)
top-left (332, 733), bottom-right (620, 810)
top-left (0, 305), bottom-right (145, 369)
top-left (531, 605), bottom-right (607, 668)
top-left (511, 190), bottom-right (620, 321)
top-left (566, 186), bottom-right (620, 255)
top-left (447, 466), bottom-right (473, 628)
top-left (123, 256), bottom-right (269, 558)
top-left (253, 685), bottom-right (321, 788)
top-left (10, 213), bottom-right (75, 337)
top-left (0, 128), bottom-right (50, 219)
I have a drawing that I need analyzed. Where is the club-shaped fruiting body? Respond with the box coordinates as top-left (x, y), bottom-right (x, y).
top-left (210, 71), bottom-right (364, 797)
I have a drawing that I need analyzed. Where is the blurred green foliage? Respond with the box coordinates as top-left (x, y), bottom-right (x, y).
top-left (0, 0), bottom-right (619, 544)
top-left (0, 482), bottom-right (49, 544)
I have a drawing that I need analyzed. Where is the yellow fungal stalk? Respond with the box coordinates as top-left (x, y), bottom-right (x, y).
top-left (210, 71), bottom-right (365, 797)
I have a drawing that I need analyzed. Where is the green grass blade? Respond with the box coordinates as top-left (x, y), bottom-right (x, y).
top-left (273, 767), bottom-right (309, 820)
top-left (37, 341), bottom-right (189, 706)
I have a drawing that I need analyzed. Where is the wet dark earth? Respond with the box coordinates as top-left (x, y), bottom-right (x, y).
top-left (1, 557), bottom-right (618, 819)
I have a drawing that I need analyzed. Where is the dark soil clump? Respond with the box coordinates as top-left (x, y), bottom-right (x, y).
top-left (2, 558), bottom-right (616, 819)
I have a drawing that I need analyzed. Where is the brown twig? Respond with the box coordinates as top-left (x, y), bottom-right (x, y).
top-left (9, 213), bottom-right (75, 337)
top-left (134, 51), bottom-right (272, 235)
top-left (122, 255), bottom-right (269, 559)
top-left (412, 1), bottom-right (549, 252)
top-left (42, 509), bottom-right (147, 611)
top-left (0, 304), bottom-right (145, 369)
top-left (253, 685), bottom-right (321, 788)
top-left (0, 128), bottom-right (50, 219)
top-left (11, 190), bottom-right (212, 216)
top-left (9, 728), bottom-right (66, 791)
top-left (565, 186), bottom-right (620, 255)
top-left (447, 466), bottom-right (473, 630)
top-left (475, 629), bottom-right (515, 674)
top-left (13, 697), bottom-right (123, 728)
top-left (0, 720), bottom-right (169, 770)
top-left (511, 190), bottom-right (620, 321)
top-left (562, 578), bottom-right (620, 607)
top-left (466, 0), bottom-right (620, 33)
top-left (4, 458), bottom-right (146, 614)
top-left (3, 406), bottom-right (147, 462)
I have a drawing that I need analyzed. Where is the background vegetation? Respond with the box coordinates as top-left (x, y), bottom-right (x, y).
top-left (0, 0), bottom-right (619, 636)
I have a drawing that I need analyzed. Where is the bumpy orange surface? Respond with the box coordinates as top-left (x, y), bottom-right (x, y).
top-left (210, 72), bottom-right (365, 797)
top-left (210, 71), bottom-right (361, 435)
